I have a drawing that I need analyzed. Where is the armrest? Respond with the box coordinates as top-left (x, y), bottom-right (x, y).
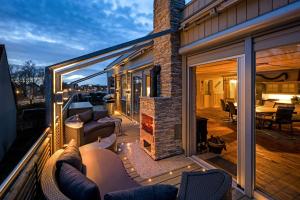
top-left (65, 122), bottom-right (84, 146)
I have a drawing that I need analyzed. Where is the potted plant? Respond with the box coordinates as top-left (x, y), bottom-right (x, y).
top-left (207, 136), bottom-right (226, 154)
top-left (291, 96), bottom-right (300, 104)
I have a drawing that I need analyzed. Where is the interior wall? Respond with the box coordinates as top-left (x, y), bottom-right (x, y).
top-left (196, 75), bottom-right (224, 109)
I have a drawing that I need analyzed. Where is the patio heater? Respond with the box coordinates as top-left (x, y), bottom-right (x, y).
top-left (196, 117), bottom-right (208, 153)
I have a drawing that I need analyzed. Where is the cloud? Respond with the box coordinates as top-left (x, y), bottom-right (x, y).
top-left (0, 0), bottom-right (154, 69)
top-left (64, 75), bottom-right (85, 80)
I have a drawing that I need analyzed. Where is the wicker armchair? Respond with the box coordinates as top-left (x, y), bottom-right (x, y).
top-left (40, 150), bottom-right (70, 200)
top-left (178, 169), bottom-right (232, 200)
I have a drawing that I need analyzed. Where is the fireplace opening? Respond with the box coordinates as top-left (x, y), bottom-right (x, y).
top-left (141, 113), bottom-right (153, 135)
top-left (143, 140), bottom-right (151, 152)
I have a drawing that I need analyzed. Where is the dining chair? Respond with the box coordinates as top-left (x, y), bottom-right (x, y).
top-left (227, 101), bottom-right (237, 122)
top-left (258, 106), bottom-right (294, 132)
top-left (220, 99), bottom-right (230, 118)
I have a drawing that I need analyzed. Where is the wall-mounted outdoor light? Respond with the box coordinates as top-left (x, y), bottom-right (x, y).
top-left (55, 91), bottom-right (64, 105)
top-left (150, 64), bottom-right (161, 97)
top-left (63, 89), bottom-right (69, 100)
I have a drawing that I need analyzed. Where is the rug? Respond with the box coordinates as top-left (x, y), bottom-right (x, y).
top-left (122, 141), bottom-right (193, 179)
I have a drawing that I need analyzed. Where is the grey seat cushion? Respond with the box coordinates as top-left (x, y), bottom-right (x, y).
top-left (56, 139), bottom-right (82, 171)
top-left (80, 148), bottom-right (140, 200)
top-left (57, 162), bottom-right (100, 200)
top-left (84, 121), bottom-right (115, 135)
top-left (78, 110), bottom-right (93, 123)
top-left (104, 184), bottom-right (178, 200)
top-left (93, 110), bottom-right (109, 121)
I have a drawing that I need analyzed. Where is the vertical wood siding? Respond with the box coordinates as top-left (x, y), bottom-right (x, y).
top-left (181, 0), bottom-right (292, 47)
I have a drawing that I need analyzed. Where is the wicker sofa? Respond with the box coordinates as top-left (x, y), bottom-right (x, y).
top-left (64, 110), bottom-right (115, 146)
top-left (41, 140), bottom-right (232, 200)
top-left (41, 142), bottom-right (178, 200)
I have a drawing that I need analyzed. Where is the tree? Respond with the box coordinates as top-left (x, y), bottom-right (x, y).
top-left (9, 60), bottom-right (45, 104)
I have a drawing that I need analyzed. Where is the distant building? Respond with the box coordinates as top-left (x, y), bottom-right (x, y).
top-left (0, 45), bottom-right (16, 161)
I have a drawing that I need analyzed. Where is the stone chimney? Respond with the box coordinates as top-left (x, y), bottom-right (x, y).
top-left (139, 0), bottom-right (185, 160)
top-left (153, 0), bottom-right (184, 97)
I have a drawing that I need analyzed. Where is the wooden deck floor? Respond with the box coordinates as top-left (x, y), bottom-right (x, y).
top-left (116, 113), bottom-right (250, 200)
top-left (197, 107), bottom-right (300, 200)
top-left (120, 155), bottom-right (249, 200)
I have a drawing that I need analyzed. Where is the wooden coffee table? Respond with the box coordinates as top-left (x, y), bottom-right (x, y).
top-left (79, 134), bottom-right (117, 152)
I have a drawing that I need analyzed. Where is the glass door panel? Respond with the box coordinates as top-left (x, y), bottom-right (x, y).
top-left (132, 73), bottom-right (142, 122)
top-left (255, 43), bottom-right (300, 199)
top-left (195, 58), bottom-right (238, 177)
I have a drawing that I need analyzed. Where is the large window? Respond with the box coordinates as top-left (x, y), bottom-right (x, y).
top-left (255, 43), bottom-right (300, 199)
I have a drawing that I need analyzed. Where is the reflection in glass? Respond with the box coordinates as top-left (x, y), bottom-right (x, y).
top-left (255, 44), bottom-right (300, 199)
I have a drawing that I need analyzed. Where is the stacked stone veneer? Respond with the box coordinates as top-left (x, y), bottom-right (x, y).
top-left (140, 97), bottom-right (182, 160)
top-left (140, 0), bottom-right (185, 160)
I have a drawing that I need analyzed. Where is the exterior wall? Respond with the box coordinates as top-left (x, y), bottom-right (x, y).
top-left (183, 0), bottom-right (215, 19)
top-left (181, 0), bottom-right (296, 47)
top-left (154, 0), bottom-right (184, 97)
top-left (181, 0), bottom-right (300, 197)
top-left (109, 48), bottom-right (154, 117)
top-left (0, 45), bottom-right (16, 161)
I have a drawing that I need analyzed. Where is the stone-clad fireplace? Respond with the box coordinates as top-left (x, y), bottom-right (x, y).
top-left (140, 97), bottom-right (182, 160)
top-left (139, 0), bottom-right (184, 160)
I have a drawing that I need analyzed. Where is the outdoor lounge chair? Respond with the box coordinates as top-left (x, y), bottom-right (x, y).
top-left (178, 170), bottom-right (232, 200)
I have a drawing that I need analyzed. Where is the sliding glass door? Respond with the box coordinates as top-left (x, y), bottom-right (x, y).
top-left (194, 57), bottom-right (239, 177)
top-left (255, 43), bottom-right (300, 200)
top-left (132, 72), bottom-right (142, 122)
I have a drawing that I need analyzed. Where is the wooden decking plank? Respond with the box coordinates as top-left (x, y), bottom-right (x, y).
top-left (158, 167), bottom-right (203, 186)
top-left (141, 164), bottom-right (197, 185)
top-left (141, 164), bottom-right (201, 185)
top-left (134, 176), bottom-right (146, 183)
top-left (145, 163), bottom-right (198, 180)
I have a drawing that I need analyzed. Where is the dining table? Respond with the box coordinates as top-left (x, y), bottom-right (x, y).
top-left (233, 104), bottom-right (296, 114)
top-left (255, 106), bottom-right (278, 114)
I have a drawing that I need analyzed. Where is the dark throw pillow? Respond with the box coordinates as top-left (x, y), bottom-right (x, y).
top-left (57, 162), bottom-right (100, 200)
top-left (104, 184), bottom-right (178, 200)
top-left (93, 110), bottom-right (109, 121)
top-left (78, 110), bottom-right (93, 123)
top-left (56, 139), bottom-right (82, 172)
top-left (67, 115), bottom-right (82, 123)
